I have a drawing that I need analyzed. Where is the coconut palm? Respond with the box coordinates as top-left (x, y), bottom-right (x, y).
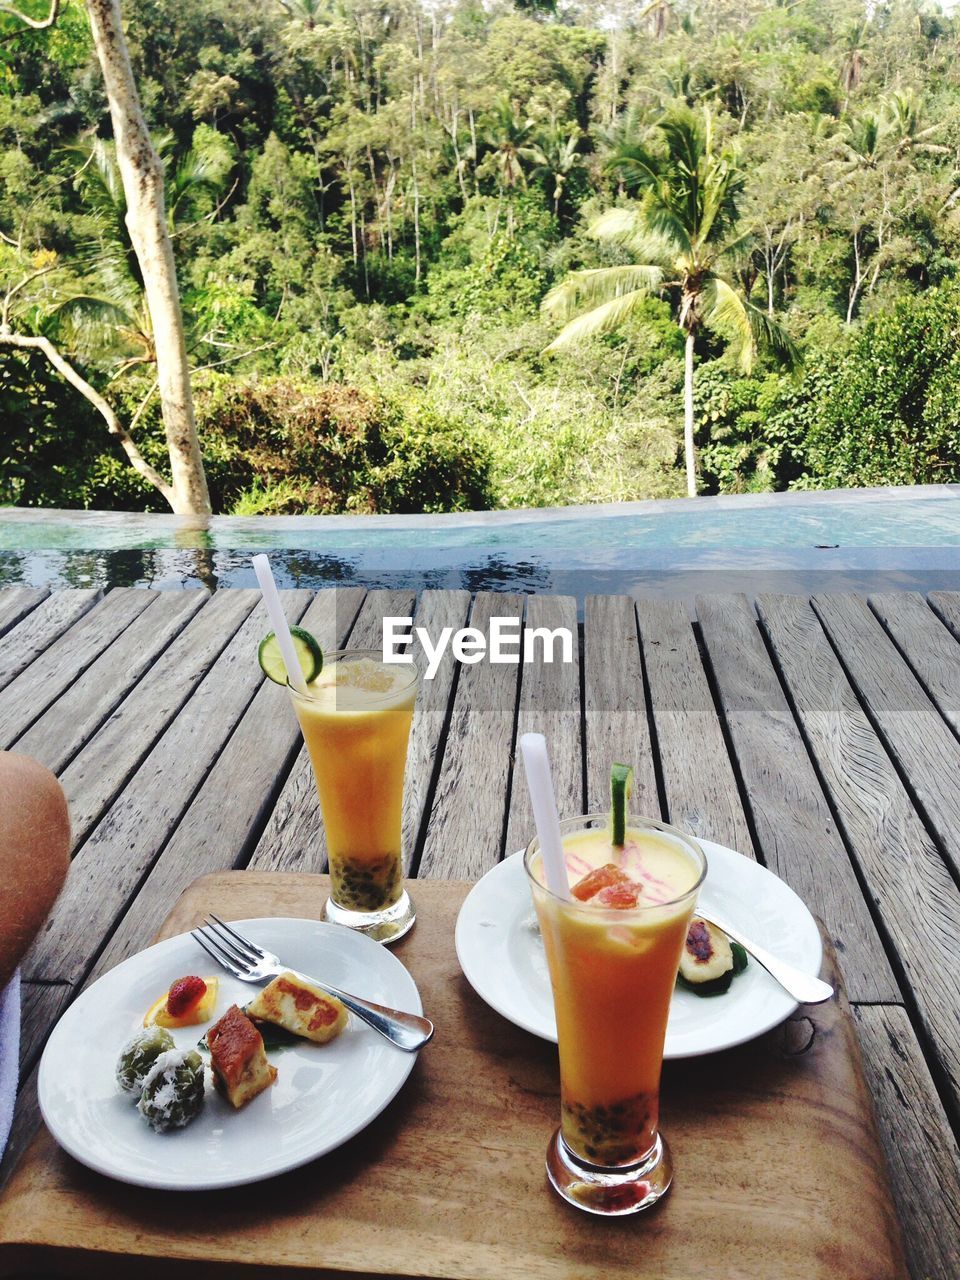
top-left (542, 105), bottom-right (796, 497)
top-left (527, 123), bottom-right (582, 219)
top-left (482, 96), bottom-right (536, 193)
top-left (881, 90), bottom-right (950, 159)
top-left (53, 134), bottom-right (231, 374)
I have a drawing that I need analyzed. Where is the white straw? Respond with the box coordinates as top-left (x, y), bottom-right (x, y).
top-left (252, 554), bottom-right (309, 697)
top-left (520, 732), bottom-right (570, 900)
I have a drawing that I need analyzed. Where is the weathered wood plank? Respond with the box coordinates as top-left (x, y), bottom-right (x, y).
top-left (56, 588), bottom-right (256, 847)
top-left (403, 589), bottom-right (472, 868)
top-left (928, 591), bottom-right (960, 644)
top-left (21, 591), bottom-right (311, 1003)
top-left (0, 587), bottom-right (49, 638)
top-left (758, 593), bottom-right (960, 1106)
top-left (0, 589), bottom-right (157, 749)
top-left (583, 594), bottom-right (658, 816)
top-left (853, 1004), bottom-right (960, 1280)
top-left (88, 589), bottom-right (365, 976)
top-left (812, 592), bottom-right (960, 883)
top-left (418, 592), bottom-right (524, 879)
top-left (248, 590), bottom-right (416, 874)
top-left (12, 591), bottom-right (207, 774)
top-left (636, 596), bottom-right (755, 854)
top-left (869, 591), bottom-right (960, 740)
top-left (0, 590), bottom-right (101, 694)
top-left (696, 593), bottom-right (896, 1003)
top-left (504, 595), bottom-right (581, 856)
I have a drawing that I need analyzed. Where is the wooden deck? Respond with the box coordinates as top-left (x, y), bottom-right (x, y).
top-left (1, 584), bottom-right (959, 1278)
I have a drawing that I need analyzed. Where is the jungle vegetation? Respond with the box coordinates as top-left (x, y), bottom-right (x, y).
top-left (2, 0), bottom-right (960, 514)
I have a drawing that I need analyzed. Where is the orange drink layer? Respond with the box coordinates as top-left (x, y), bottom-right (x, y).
top-left (289, 652), bottom-right (418, 915)
top-left (527, 818), bottom-right (705, 1170)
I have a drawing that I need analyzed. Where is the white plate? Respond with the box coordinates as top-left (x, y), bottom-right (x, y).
top-left (38, 918), bottom-right (422, 1190)
top-left (455, 842), bottom-right (823, 1058)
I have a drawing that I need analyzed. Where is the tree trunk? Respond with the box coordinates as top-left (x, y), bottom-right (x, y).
top-left (85, 0), bottom-right (210, 515)
top-left (846, 227), bottom-right (862, 325)
top-left (412, 152), bottom-right (421, 285)
top-left (683, 329), bottom-right (697, 497)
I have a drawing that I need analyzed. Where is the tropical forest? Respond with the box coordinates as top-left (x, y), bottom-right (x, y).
top-left (2, 0), bottom-right (960, 515)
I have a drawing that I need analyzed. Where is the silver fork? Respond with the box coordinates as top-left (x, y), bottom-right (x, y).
top-left (192, 914), bottom-right (434, 1052)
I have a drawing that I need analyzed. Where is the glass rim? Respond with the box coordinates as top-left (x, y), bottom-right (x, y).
top-left (523, 811), bottom-right (707, 911)
top-left (285, 647), bottom-right (420, 705)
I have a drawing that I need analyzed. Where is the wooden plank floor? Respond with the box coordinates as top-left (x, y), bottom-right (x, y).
top-left (1, 585), bottom-right (959, 1280)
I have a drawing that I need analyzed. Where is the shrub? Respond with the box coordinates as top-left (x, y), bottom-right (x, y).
top-left (194, 374), bottom-right (492, 514)
top-left (795, 289), bottom-right (960, 487)
top-left (696, 288), bottom-right (960, 493)
top-left (0, 350), bottom-right (169, 512)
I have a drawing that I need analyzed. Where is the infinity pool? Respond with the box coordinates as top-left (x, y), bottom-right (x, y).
top-left (2, 486), bottom-right (958, 600)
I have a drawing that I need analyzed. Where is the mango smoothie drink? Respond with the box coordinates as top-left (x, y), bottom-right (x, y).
top-left (525, 813), bottom-right (705, 1214)
top-left (288, 650), bottom-right (419, 942)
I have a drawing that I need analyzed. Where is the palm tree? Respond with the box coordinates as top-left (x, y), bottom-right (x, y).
top-left (881, 89), bottom-right (949, 159)
top-left (55, 135), bottom-right (230, 373)
top-left (527, 123), bottom-right (582, 219)
top-left (482, 97), bottom-right (536, 193)
top-left (542, 105), bottom-right (796, 497)
top-left (639, 0), bottom-right (675, 41)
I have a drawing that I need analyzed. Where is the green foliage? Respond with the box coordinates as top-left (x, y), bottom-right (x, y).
top-left (696, 293), bottom-right (960, 492)
top-left (422, 196), bottom-right (553, 320)
top-left (4, 0), bottom-right (960, 515)
top-left (193, 374), bottom-right (491, 514)
top-left (793, 289), bottom-right (960, 487)
top-left (0, 352), bottom-right (168, 511)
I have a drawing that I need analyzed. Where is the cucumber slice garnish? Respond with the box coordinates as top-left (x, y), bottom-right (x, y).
top-left (610, 762), bottom-right (634, 847)
top-left (257, 627), bottom-right (323, 686)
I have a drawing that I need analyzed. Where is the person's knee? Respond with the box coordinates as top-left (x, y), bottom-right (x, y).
top-left (0, 751), bottom-right (70, 989)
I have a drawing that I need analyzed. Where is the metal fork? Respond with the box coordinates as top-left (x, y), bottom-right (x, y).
top-left (192, 914), bottom-right (434, 1052)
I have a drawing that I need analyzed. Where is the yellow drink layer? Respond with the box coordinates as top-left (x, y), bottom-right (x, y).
top-left (530, 826), bottom-right (701, 1166)
top-left (291, 658), bottom-right (417, 912)
top-left (552, 827), bottom-right (699, 904)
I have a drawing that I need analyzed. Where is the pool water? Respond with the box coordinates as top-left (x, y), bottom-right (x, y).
top-left (2, 487), bottom-right (958, 600)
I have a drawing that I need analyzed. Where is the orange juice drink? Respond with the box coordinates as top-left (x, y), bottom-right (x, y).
top-left (525, 813), bottom-right (705, 1214)
top-left (288, 650), bottom-right (419, 942)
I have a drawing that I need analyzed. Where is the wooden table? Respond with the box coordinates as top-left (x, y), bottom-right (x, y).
top-left (0, 584), bottom-right (959, 1279)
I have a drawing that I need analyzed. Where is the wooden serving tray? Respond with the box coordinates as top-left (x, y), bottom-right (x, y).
top-left (0, 873), bottom-right (907, 1280)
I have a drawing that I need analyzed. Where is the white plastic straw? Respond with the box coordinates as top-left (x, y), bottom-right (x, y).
top-left (519, 732), bottom-right (570, 900)
top-left (252, 554), bottom-right (309, 697)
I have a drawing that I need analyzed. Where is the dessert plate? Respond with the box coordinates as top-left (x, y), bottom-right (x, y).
top-left (455, 841), bottom-right (823, 1059)
top-left (38, 918), bottom-right (422, 1190)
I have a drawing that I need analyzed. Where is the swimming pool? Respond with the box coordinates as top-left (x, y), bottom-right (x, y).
top-left (2, 485), bottom-right (958, 601)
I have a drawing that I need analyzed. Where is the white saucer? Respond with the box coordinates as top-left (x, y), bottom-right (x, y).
top-left (39, 918), bottom-right (423, 1189)
top-left (454, 842), bottom-right (823, 1059)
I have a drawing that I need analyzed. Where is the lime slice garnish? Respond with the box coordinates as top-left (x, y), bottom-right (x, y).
top-left (257, 627), bottom-right (323, 686)
top-left (610, 762), bottom-right (634, 847)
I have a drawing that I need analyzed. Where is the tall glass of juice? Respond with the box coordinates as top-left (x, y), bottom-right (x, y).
top-left (288, 649), bottom-right (420, 943)
top-left (525, 812), bottom-right (706, 1215)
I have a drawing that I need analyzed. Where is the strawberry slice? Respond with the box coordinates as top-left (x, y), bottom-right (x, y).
top-left (596, 882), bottom-right (640, 908)
top-left (571, 863), bottom-right (631, 901)
top-left (166, 975), bottom-right (207, 1018)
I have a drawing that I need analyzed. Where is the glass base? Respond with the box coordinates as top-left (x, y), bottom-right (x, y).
top-left (321, 888), bottom-right (416, 944)
top-left (546, 1128), bottom-right (673, 1216)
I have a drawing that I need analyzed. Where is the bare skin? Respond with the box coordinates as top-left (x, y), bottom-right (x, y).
top-left (0, 752), bottom-right (70, 991)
